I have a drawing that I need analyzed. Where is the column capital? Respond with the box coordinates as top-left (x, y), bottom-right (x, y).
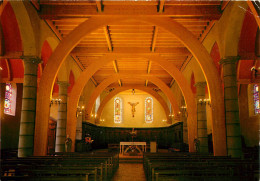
top-left (219, 56), bottom-right (240, 65)
top-left (21, 56), bottom-right (42, 64)
top-left (57, 81), bottom-right (70, 87)
top-left (194, 82), bottom-right (207, 88)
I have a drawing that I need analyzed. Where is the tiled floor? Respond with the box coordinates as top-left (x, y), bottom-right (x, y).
top-left (112, 163), bottom-right (146, 181)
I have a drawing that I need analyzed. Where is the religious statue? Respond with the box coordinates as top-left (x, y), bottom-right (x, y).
top-left (128, 102), bottom-right (139, 117)
top-left (65, 135), bottom-right (72, 152)
top-left (194, 137), bottom-right (200, 152)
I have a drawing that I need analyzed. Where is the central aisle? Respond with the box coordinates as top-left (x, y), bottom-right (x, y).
top-left (112, 163), bottom-right (146, 181)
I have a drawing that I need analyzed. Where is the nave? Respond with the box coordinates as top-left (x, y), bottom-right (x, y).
top-left (1, 148), bottom-right (259, 181)
top-left (1, 1), bottom-right (260, 181)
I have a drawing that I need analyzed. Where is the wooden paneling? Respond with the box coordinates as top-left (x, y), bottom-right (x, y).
top-left (82, 122), bottom-right (183, 149)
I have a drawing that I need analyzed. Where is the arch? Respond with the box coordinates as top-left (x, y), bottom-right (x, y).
top-left (190, 72), bottom-right (196, 94)
top-left (35, 16), bottom-right (225, 156)
top-left (68, 70), bottom-right (75, 93)
top-left (9, 1), bottom-right (37, 56)
top-left (66, 54), bottom-right (197, 153)
top-left (222, 1), bottom-right (248, 57)
top-left (1, 2), bottom-right (22, 53)
top-left (210, 42), bottom-right (221, 75)
top-left (96, 86), bottom-right (170, 121)
top-left (85, 73), bottom-right (179, 118)
top-left (41, 40), bottom-right (53, 69)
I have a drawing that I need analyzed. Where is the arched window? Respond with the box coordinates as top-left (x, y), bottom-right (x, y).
top-left (145, 97), bottom-right (153, 123)
top-left (253, 84), bottom-right (259, 114)
top-left (95, 95), bottom-right (100, 114)
top-left (114, 97), bottom-right (122, 123)
top-left (4, 83), bottom-right (17, 116)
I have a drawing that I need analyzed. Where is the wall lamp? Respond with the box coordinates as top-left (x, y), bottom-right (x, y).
top-left (169, 114), bottom-right (174, 118)
top-left (180, 106), bottom-right (188, 117)
top-left (76, 105), bottom-right (85, 117)
top-left (91, 114), bottom-right (97, 118)
top-left (50, 98), bottom-right (62, 107)
top-left (198, 98), bottom-right (211, 106)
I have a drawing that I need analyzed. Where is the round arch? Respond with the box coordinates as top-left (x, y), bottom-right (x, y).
top-left (84, 73), bottom-right (179, 118)
top-left (66, 54), bottom-right (197, 153)
top-left (221, 1), bottom-right (248, 57)
top-left (35, 16), bottom-right (225, 156)
top-left (96, 86), bottom-right (170, 121)
top-left (9, 1), bottom-right (37, 56)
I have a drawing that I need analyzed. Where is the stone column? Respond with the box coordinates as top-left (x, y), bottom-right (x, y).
top-left (76, 96), bottom-right (84, 140)
top-left (220, 57), bottom-right (242, 157)
top-left (55, 81), bottom-right (69, 152)
top-left (195, 82), bottom-right (208, 153)
top-left (18, 56), bottom-right (41, 157)
top-left (180, 97), bottom-right (188, 144)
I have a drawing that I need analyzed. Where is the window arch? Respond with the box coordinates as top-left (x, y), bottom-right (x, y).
top-left (145, 97), bottom-right (153, 123)
top-left (4, 83), bottom-right (17, 116)
top-left (114, 97), bottom-right (123, 123)
top-left (253, 84), bottom-right (259, 115)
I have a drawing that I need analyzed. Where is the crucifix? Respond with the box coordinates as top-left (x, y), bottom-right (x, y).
top-left (128, 102), bottom-right (139, 117)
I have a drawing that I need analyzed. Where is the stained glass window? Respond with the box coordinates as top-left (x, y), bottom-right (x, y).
top-left (4, 83), bottom-right (12, 114)
top-left (253, 84), bottom-right (259, 114)
top-left (114, 97), bottom-right (122, 123)
top-left (145, 97), bottom-right (153, 123)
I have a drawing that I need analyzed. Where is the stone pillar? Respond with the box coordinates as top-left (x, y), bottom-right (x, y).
top-left (180, 97), bottom-right (188, 144)
top-left (18, 56), bottom-right (41, 157)
top-left (195, 82), bottom-right (208, 153)
top-left (76, 96), bottom-right (84, 140)
top-left (55, 81), bottom-right (69, 152)
top-left (220, 57), bottom-right (242, 157)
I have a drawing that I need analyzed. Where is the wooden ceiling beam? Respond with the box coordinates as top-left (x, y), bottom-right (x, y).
top-left (91, 77), bottom-right (98, 87)
top-left (145, 61), bottom-right (152, 86)
top-left (40, 5), bottom-right (221, 20)
top-left (95, 69), bottom-right (169, 75)
top-left (151, 26), bottom-right (158, 52)
top-left (94, 72), bottom-right (171, 78)
top-left (113, 60), bottom-right (119, 73)
top-left (118, 79), bottom-right (122, 87)
top-left (166, 1), bottom-right (221, 6)
top-left (96, 0), bottom-right (103, 12)
top-left (158, 0), bottom-right (165, 13)
top-left (103, 26), bottom-right (113, 51)
top-left (113, 60), bottom-right (122, 87)
top-left (72, 47), bottom-right (190, 55)
top-left (40, 1), bottom-right (95, 5)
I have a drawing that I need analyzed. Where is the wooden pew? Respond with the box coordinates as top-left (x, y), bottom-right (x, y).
top-left (1, 152), bottom-right (119, 181)
top-left (143, 153), bottom-right (258, 181)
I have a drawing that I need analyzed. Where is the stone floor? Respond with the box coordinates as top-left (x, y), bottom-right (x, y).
top-left (112, 163), bottom-right (146, 181)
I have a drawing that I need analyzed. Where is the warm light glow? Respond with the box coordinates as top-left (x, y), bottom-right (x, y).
top-left (145, 97), bottom-right (153, 123)
top-left (114, 97), bottom-right (123, 123)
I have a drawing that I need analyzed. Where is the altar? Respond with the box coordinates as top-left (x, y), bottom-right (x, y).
top-left (120, 142), bottom-right (147, 155)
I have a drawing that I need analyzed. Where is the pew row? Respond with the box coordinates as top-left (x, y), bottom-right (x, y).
top-left (1, 152), bottom-right (119, 181)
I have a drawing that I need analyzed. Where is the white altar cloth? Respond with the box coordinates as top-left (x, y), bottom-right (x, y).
top-left (120, 142), bottom-right (146, 154)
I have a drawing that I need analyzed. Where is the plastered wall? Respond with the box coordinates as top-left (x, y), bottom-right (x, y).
top-left (98, 92), bottom-right (169, 128)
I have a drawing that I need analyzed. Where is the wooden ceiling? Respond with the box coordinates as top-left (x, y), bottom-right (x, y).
top-left (37, 0), bottom-right (224, 89)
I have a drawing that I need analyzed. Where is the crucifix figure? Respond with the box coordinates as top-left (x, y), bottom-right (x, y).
top-left (128, 102), bottom-right (139, 117)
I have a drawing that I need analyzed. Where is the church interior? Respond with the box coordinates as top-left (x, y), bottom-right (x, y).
top-left (0, 0), bottom-right (259, 180)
